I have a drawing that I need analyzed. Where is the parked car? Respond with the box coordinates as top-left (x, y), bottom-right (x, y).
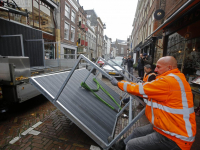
top-left (115, 56), bottom-right (126, 68)
top-left (97, 59), bottom-right (105, 67)
top-left (102, 59), bottom-right (124, 79)
top-left (115, 56), bottom-right (123, 60)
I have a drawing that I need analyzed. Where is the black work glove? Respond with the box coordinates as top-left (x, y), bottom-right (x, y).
top-left (110, 77), bottom-right (118, 86)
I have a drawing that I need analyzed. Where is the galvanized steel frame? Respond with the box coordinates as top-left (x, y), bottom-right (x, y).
top-left (0, 34), bottom-right (24, 56)
top-left (25, 39), bottom-right (46, 68)
top-left (30, 54), bottom-right (145, 149)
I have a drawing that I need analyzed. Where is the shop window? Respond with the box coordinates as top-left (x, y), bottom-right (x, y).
top-left (65, 3), bottom-right (70, 18)
top-left (64, 48), bottom-right (75, 59)
top-left (64, 22), bottom-right (69, 40)
top-left (71, 26), bottom-right (75, 42)
top-left (44, 40), bottom-right (55, 59)
top-left (167, 22), bottom-right (200, 75)
top-left (71, 10), bottom-right (76, 23)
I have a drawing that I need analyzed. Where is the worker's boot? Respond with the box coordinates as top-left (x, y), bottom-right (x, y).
top-left (112, 139), bottom-right (126, 150)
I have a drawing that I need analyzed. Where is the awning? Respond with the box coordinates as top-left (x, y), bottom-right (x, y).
top-left (134, 42), bottom-right (142, 52)
top-left (140, 39), bottom-right (153, 49)
top-left (146, 0), bottom-right (200, 39)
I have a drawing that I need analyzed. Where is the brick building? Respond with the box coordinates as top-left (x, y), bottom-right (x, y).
top-left (112, 39), bottom-right (128, 57)
top-left (131, 0), bottom-right (158, 64)
top-left (86, 19), bottom-right (96, 60)
top-left (131, 0), bottom-right (200, 109)
top-left (76, 2), bottom-right (88, 57)
top-left (60, 0), bottom-right (79, 59)
top-left (85, 9), bottom-right (104, 58)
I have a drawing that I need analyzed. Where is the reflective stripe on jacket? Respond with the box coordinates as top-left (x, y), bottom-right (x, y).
top-left (143, 72), bottom-right (156, 82)
top-left (118, 68), bottom-right (196, 150)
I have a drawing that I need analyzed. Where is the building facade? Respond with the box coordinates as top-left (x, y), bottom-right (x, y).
top-left (85, 9), bottom-right (104, 58)
top-left (131, 0), bottom-right (200, 108)
top-left (77, 4), bottom-right (88, 57)
top-left (96, 17), bottom-right (104, 57)
top-left (112, 39), bottom-right (128, 57)
top-left (86, 20), bottom-right (96, 60)
top-left (131, 0), bottom-right (158, 64)
top-left (60, 0), bottom-right (79, 59)
top-left (103, 35), bottom-right (111, 60)
top-left (110, 46), bottom-right (117, 58)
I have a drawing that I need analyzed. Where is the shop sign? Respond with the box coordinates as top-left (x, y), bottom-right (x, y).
top-left (165, 3), bottom-right (200, 36)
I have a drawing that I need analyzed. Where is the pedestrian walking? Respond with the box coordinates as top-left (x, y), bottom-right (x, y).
top-left (111, 56), bottom-right (196, 150)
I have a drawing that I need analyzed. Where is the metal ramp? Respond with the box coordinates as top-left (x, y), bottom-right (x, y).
top-left (30, 54), bottom-right (145, 149)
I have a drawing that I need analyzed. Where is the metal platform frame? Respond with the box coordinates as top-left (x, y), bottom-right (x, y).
top-left (30, 54), bottom-right (145, 150)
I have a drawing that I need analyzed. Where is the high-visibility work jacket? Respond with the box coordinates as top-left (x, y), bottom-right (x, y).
top-left (143, 71), bottom-right (156, 82)
top-left (118, 68), bottom-right (196, 150)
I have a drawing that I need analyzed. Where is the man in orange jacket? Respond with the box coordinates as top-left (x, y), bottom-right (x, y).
top-left (111, 56), bottom-right (196, 150)
top-left (143, 64), bottom-right (156, 82)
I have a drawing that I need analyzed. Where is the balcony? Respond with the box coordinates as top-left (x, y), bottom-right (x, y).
top-left (81, 40), bottom-right (85, 46)
top-left (81, 24), bottom-right (85, 29)
top-left (85, 27), bottom-right (88, 32)
top-left (85, 41), bottom-right (88, 46)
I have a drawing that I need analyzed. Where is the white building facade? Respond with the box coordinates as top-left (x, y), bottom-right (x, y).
top-left (86, 20), bottom-right (97, 59)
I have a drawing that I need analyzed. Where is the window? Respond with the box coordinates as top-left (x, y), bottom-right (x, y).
top-left (64, 22), bottom-right (69, 40)
top-left (150, 0), bottom-right (152, 7)
top-left (121, 47), bottom-right (124, 54)
top-left (64, 48), bottom-right (75, 59)
top-left (71, 10), bottom-right (76, 23)
top-left (71, 26), bottom-right (75, 42)
top-left (148, 18), bottom-right (151, 36)
top-left (152, 12), bottom-right (154, 21)
top-left (65, 4), bottom-right (70, 18)
top-left (87, 15), bottom-right (91, 18)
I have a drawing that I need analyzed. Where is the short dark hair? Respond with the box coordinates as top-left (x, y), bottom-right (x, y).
top-left (144, 64), bottom-right (151, 69)
top-left (143, 53), bottom-right (147, 56)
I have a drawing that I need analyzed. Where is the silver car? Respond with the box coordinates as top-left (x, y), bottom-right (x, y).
top-left (102, 59), bottom-right (124, 79)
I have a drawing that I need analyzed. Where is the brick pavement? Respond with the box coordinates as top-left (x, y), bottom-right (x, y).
top-left (0, 95), bottom-right (57, 149)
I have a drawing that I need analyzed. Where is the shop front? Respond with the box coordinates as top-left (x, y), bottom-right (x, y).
top-left (140, 37), bottom-right (157, 64)
top-left (60, 43), bottom-right (77, 59)
top-left (163, 1), bottom-right (200, 112)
